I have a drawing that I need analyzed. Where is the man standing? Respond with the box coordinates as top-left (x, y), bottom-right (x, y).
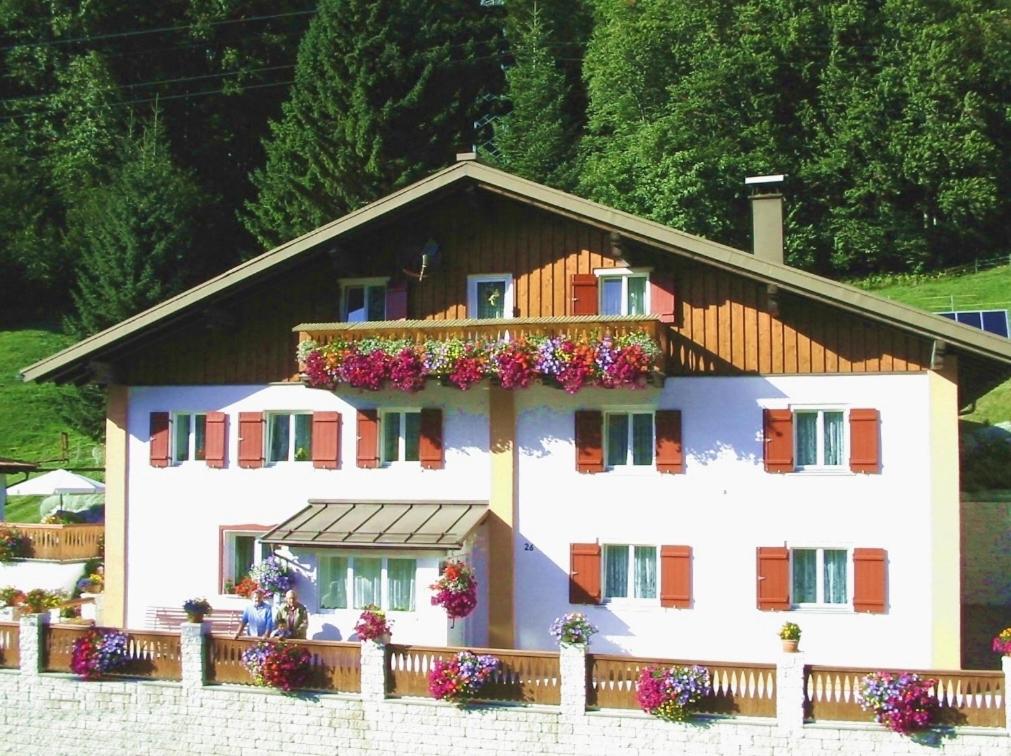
top-left (234, 589), bottom-right (274, 639)
top-left (273, 589), bottom-right (309, 639)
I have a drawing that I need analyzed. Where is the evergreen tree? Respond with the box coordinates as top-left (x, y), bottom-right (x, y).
top-left (242, 0), bottom-right (505, 249)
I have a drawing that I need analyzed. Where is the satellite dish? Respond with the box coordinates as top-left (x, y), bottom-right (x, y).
top-left (403, 238), bottom-right (441, 281)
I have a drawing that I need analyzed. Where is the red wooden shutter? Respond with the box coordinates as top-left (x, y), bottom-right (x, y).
top-left (386, 281), bottom-right (408, 320)
top-left (853, 548), bottom-right (887, 613)
top-left (650, 274), bottom-right (677, 324)
top-left (570, 274), bottom-right (598, 316)
top-left (311, 412), bottom-right (341, 469)
top-left (655, 409), bottom-right (684, 474)
top-left (756, 546), bottom-right (790, 610)
top-left (237, 412), bottom-right (264, 469)
top-left (574, 410), bottom-right (603, 473)
top-left (149, 412), bottom-right (170, 468)
top-left (763, 409), bottom-right (794, 473)
top-left (356, 409), bottom-right (379, 469)
top-left (204, 412), bottom-right (228, 469)
top-left (849, 408), bottom-right (880, 474)
top-left (569, 543), bottom-right (602, 604)
top-left (660, 545), bottom-right (692, 608)
top-left (419, 408), bottom-right (444, 470)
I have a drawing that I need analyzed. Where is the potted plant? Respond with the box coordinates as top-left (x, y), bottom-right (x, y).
top-left (992, 627), bottom-right (1011, 656)
top-left (858, 671), bottom-right (937, 734)
top-left (549, 612), bottom-right (598, 647)
top-left (0, 527), bottom-right (29, 563)
top-left (428, 650), bottom-right (501, 704)
top-left (21, 588), bottom-right (63, 618)
top-left (70, 628), bottom-right (130, 679)
top-left (354, 605), bottom-right (393, 643)
top-left (636, 664), bottom-right (712, 721)
top-left (430, 560), bottom-right (477, 622)
top-left (182, 597), bottom-right (212, 623)
top-left (0, 587), bottom-right (25, 621)
top-left (779, 622), bottom-right (801, 652)
top-left (248, 556), bottom-right (293, 598)
top-left (240, 639), bottom-right (311, 692)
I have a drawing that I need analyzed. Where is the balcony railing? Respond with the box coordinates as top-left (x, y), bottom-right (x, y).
top-left (2, 523), bottom-right (103, 562)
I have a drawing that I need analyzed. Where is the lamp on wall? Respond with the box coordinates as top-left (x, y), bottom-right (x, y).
top-left (402, 238), bottom-right (441, 282)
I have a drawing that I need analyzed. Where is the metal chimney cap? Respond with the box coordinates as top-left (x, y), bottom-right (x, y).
top-left (745, 174), bottom-right (785, 186)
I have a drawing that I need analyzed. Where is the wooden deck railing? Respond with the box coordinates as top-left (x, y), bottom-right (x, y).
top-left (387, 644), bottom-right (562, 705)
top-left (44, 624), bottom-right (91, 672)
top-left (3, 523), bottom-right (104, 561)
top-left (43, 625), bottom-right (182, 680)
top-left (206, 636), bottom-right (362, 692)
top-left (805, 666), bottom-right (1006, 728)
top-left (0, 621), bottom-right (19, 668)
top-left (588, 653), bottom-right (777, 717)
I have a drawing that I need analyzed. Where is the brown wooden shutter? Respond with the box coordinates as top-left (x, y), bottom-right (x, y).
top-left (356, 409), bottom-right (379, 469)
top-left (386, 281), bottom-right (408, 320)
top-left (853, 548), bottom-right (887, 613)
top-left (569, 543), bottom-right (602, 604)
top-left (574, 410), bottom-right (603, 473)
top-left (311, 412), bottom-right (341, 469)
top-left (650, 274), bottom-right (677, 324)
top-left (655, 409), bottom-right (684, 473)
top-left (660, 545), bottom-right (692, 608)
top-left (204, 412), bottom-right (228, 469)
top-left (570, 274), bottom-right (599, 316)
top-left (849, 408), bottom-right (880, 474)
top-left (756, 546), bottom-right (790, 610)
top-left (149, 412), bottom-right (170, 468)
top-left (237, 412), bottom-right (264, 469)
top-left (763, 409), bottom-right (794, 473)
top-left (419, 408), bottom-right (444, 470)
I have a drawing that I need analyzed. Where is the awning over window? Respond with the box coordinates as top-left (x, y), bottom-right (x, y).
top-left (261, 501), bottom-right (488, 551)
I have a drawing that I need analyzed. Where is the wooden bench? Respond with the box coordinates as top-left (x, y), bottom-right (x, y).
top-left (144, 606), bottom-right (242, 635)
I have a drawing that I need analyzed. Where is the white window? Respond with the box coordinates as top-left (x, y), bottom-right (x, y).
top-left (173, 412), bottom-right (206, 463)
top-left (266, 412), bottom-right (312, 463)
top-left (791, 547), bottom-right (848, 606)
top-left (317, 555), bottom-right (417, 611)
top-left (596, 269), bottom-right (649, 316)
top-left (467, 274), bottom-right (514, 319)
top-left (794, 409), bottom-right (845, 469)
top-left (381, 410), bottom-right (421, 464)
top-left (223, 532), bottom-right (269, 589)
top-left (603, 544), bottom-right (657, 601)
top-left (605, 412), bottom-right (654, 468)
top-left (341, 277), bottom-right (388, 322)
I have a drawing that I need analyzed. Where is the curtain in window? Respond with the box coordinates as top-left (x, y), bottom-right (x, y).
top-left (387, 559), bottom-right (416, 611)
top-left (194, 415), bottom-right (207, 461)
top-left (607, 415), bottom-right (629, 467)
top-left (320, 556), bottom-right (348, 609)
top-left (634, 546), bottom-right (657, 598)
top-left (796, 413), bottom-right (817, 466)
top-left (601, 278), bottom-right (623, 316)
top-left (632, 414), bottom-right (653, 466)
top-left (233, 536), bottom-right (254, 582)
top-left (294, 414), bottom-right (312, 461)
top-left (353, 557), bottom-right (381, 608)
top-left (823, 412), bottom-right (844, 466)
top-left (366, 285), bottom-right (386, 321)
top-left (268, 414), bottom-right (290, 462)
top-left (404, 413), bottom-right (421, 462)
top-left (477, 281), bottom-right (505, 318)
top-left (175, 414), bottom-right (190, 461)
top-left (792, 549), bottom-right (816, 603)
top-left (823, 549), bottom-right (848, 604)
top-left (627, 277), bottom-right (646, 315)
top-left (383, 413), bottom-right (401, 462)
top-left (604, 545), bottom-right (628, 598)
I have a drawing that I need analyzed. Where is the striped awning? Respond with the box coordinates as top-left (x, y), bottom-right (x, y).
top-left (261, 501), bottom-right (488, 551)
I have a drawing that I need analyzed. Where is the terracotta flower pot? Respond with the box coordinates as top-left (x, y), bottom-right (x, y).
top-left (781, 638), bottom-right (799, 652)
top-left (186, 612), bottom-right (205, 624)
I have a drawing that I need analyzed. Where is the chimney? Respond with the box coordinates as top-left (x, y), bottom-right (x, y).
top-left (745, 174), bottom-right (784, 265)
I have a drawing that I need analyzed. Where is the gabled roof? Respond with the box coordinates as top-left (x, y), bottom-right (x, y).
top-left (22, 156), bottom-right (1011, 383)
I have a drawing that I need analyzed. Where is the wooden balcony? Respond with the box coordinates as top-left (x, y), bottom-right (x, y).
top-left (2, 523), bottom-right (103, 562)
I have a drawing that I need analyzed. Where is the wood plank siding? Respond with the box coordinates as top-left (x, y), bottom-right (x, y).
top-left (121, 193), bottom-right (929, 385)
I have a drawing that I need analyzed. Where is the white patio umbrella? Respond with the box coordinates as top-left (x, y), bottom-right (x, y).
top-left (6, 469), bottom-right (105, 496)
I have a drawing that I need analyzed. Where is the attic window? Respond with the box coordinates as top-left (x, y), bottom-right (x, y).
top-left (341, 277), bottom-right (388, 322)
top-left (467, 274), bottom-right (513, 319)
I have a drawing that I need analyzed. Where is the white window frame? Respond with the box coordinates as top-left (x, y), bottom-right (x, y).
top-left (467, 274), bottom-right (514, 319)
top-left (789, 546), bottom-right (851, 609)
top-left (602, 543), bottom-right (659, 604)
top-left (172, 411), bottom-right (207, 464)
top-left (316, 553), bottom-right (418, 612)
top-left (265, 411), bottom-right (313, 464)
top-left (340, 276), bottom-right (389, 323)
top-left (791, 405), bottom-right (848, 472)
top-left (603, 409), bottom-right (655, 471)
top-left (380, 409), bottom-right (422, 466)
top-left (223, 531), bottom-right (269, 589)
top-left (594, 267), bottom-right (651, 316)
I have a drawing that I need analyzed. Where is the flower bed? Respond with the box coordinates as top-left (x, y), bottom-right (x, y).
top-left (299, 332), bottom-right (660, 394)
top-left (428, 650), bottom-right (501, 703)
top-left (858, 671), bottom-right (937, 734)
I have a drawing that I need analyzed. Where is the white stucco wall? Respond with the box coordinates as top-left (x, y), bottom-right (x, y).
top-left (513, 374), bottom-right (941, 668)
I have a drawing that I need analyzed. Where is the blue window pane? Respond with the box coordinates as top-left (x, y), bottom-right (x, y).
top-left (601, 278), bottom-right (623, 316)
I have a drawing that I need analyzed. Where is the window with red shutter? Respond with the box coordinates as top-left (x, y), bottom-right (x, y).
top-left (756, 547), bottom-right (790, 610)
top-left (650, 274), bottom-right (677, 324)
top-left (655, 410), bottom-right (684, 474)
top-left (763, 409), bottom-right (794, 473)
top-left (849, 409), bottom-right (880, 473)
top-left (237, 412), bottom-right (264, 469)
top-left (569, 543), bottom-right (601, 604)
top-left (204, 412), bottom-right (228, 469)
top-left (853, 548), bottom-right (887, 613)
top-left (419, 408), bottom-right (444, 470)
top-left (356, 409), bottom-right (379, 469)
top-left (660, 546), bottom-right (692, 608)
top-left (574, 410), bottom-right (603, 473)
top-left (149, 412), bottom-right (170, 468)
top-left (311, 412), bottom-right (341, 469)
top-left (570, 274), bottom-right (598, 316)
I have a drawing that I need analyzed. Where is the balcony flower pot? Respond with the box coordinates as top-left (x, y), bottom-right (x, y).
top-left (781, 639), bottom-right (799, 653)
top-left (186, 612), bottom-right (205, 624)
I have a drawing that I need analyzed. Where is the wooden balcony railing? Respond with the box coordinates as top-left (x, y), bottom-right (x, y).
top-left (0, 621), bottom-right (19, 668)
top-left (3, 523), bottom-right (103, 562)
top-left (206, 635), bottom-right (361, 693)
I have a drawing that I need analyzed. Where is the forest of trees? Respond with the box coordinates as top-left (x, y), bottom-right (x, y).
top-left (2, 0), bottom-right (1009, 336)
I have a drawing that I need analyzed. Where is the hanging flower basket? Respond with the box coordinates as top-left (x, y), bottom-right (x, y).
top-left (636, 664), bottom-right (712, 722)
top-left (240, 639), bottom-right (311, 692)
top-left (430, 560), bottom-right (477, 621)
top-left (70, 628), bottom-right (129, 680)
top-left (354, 605), bottom-right (393, 643)
top-left (428, 650), bottom-right (500, 703)
top-left (858, 672), bottom-right (937, 734)
top-left (248, 557), bottom-right (293, 596)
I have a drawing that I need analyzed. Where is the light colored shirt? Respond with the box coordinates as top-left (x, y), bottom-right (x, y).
top-left (241, 602), bottom-right (274, 637)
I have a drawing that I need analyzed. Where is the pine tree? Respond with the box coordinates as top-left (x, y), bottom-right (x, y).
top-left (241, 0), bottom-right (505, 249)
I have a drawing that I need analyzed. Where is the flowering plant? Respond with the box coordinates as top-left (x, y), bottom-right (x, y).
top-left (41, 511), bottom-right (80, 525)
top-left (858, 672), bottom-right (937, 734)
top-left (234, 576), bottom-right (259, 598)
top-left (76, 572), bottom-right (104, 594)
top-left (0, 527), bottom-right (29, 562)
top-left (354, 605), bottom-right (392, 642)
top-left (430, 560), bottom-right (477, 620)
top-left (182, 598), bottom-right (212, 618)
top-left (0, 586), bottom-right (25, 607)
top-left (549, 612), bottom-right (597, 646)
top-left (70, 629), bottom-right (129, 679)
top-left (428, 651), bottom-right (500, 703)
top-left (22, 588), bottom-right (64, 614)
top-left (779, 622), bottom-right (801, 641)
top-left (992, 627), bottom-right (1011, 655)
top-left (241, 639), bottom-right (311, 692)
top-left (636, 665), bottom-right (712, 721)
top-left (248, 556), bottom-right (293, 595)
